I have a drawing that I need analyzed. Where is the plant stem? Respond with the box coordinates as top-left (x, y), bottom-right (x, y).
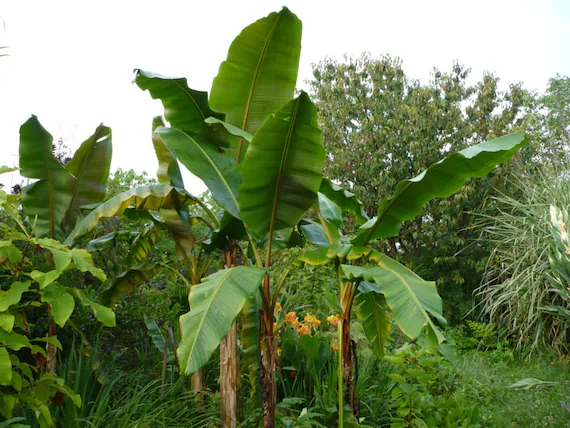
top-left (338, 317), bottom-right (344, 428)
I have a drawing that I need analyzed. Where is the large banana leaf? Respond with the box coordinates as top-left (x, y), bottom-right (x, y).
top-left (353, 132), bottom-right (527, 246)
top-left (355, 281), bottom-right (391, 358)
top-left (65, 185), bottom-right (198, 246)
top-left (100, 263), bottom-right (165, 307)
top-left (239, 92), bottom-right (325, 240)
top-left (319, 178), bottom-right (369, 225)
top-left (135, 70), bottom-right (223, 145)
top-left (342, 251), bottom-right (446, 348)
top-left (157, 127), bottom-right (241, 219)
top-left (152, 117), bottom-right (197, 263)
top-left (178, 266), bottom-right (265, 375)
top-left (210, 7), bottom-right (302, 160)
top-left (125, 224), bottom-right (161, 267)
top-left (62, 124), bottom-right (112, 229)
top-left (19, 116), bottom-right (72, 237)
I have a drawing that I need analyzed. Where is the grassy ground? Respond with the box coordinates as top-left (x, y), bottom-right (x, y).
top-left (450, 351), bottom-right (570, 427)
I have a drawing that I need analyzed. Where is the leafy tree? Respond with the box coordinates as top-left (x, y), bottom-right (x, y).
top-left (309, 54), bottom-right (527, 323)
top-left (106, 168), bottom-right (157, 198)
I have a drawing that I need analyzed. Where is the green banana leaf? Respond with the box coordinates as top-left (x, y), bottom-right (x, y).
top-left (152, 117), bottom-right (198, 263)
top-left (157, 126), bottom-right (241, 219)
top-left (65, 185), bottom-right (198, 246)
top-left (100, 263), bottom-right (165, 307)
top-left (353, 132), bottom-right (527, 246)
top-left (210, 7), bottom-right (302, 160)
top-left (342, 251), bottom-right (446, 348)
top-left (239, 92), bottom-right (325, 240)
top-left (135, 70), bottom-right (223, 146)
top-left (19, 116), bottom-right (73, 237)
top-left (319, 178), bottom-right (369, 225)
top-left (125, 225), bottom-right (161, 267)
top-left (355, 281), bottom-right (392, 358)
top-left (62, 124), bottom-right (112, 229)
top-left (178, 266), bottom-right (265, 375)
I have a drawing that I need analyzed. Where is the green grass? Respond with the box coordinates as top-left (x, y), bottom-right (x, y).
top-left (449, 351), bottom-right (570, 427)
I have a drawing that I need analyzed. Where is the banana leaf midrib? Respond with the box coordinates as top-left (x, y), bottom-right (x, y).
top-left (185, 268), bottom-right (235, 362)
top-left (238, 12), bottom-right (282, 161)
top-left (63, 141), bottom-right (95, 228)
top-left (267, 96), bottom-right (300, 252)
top-left (375, 260), bottom-right (434, 324)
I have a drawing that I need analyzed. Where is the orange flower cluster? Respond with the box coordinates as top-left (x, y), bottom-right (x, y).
top-left (284, 311), bottom-right (322, 336)
top-left (331, 343), bottom-right (339, 351)
top-left (304, 314), bottom-right (321, 329)
top-left (285, 311), bottom-right (300, 328)
top-left (326, 314), bottom-right (340, 326)
top-left (275, 302), bottom-right (282, 313)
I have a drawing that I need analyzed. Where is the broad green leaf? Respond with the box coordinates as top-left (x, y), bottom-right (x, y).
top-left (144, 318), bottom-right (166, 353)
top-left (239, 93), bottom-right (325, 240)
top-left (62, 124), bottom-right (112, 228)
top-left (0, 314), bottom-right (14, 332)
top-left (204, 117), bottom-right (253, 143)
top-left (41, 285), bottom-right (74, 327)
top-left (0, 348), bottom-right (11, 386)
top-left (206, 211), bottom-right (246, 251)
top-left (0, 246), bottom-right (22, 265)
top-left (100, 263), bottom-right (164, 307)
top-left (29, 270), bottom-right (60, 289)
top-left (178, 266), bottom-right (265, 375)
top-left (299, 246), bottom-right (332, 266)
top-left (87, 232), bottom-right (116, 251)
top-left (0, 395), bottom-right (17, 420)
top-left (19, 116), bottom-right (73, 237)
top-left (0, 330), bottom-right (43, 353)
top-left (300, 220), bottom-right (340, 247)
top-left (318, 193), bottom-right (342, 228)
top-left (135, 70), bottom-right (223, 143)
top-left (67, 289), bottom-right (115, 327)
top-left (153, 116), bottom-right (184, 188)
top-left (210, 7), bottom-right (302, 157)
top-left (356, 281), bottom-right (392, 358)
top-left (31, 337), bottom-right (62, 350)
top-left (33, 237), bottom-right (72, 272)
top-left (70, 249), bottom-right (107, 281)
top-left (0, 166), bottom-right (17, 175)
top-left (125, 224), bottom-right (161, 267)
top-left (319, 178), bottom-right (369, 225)
top-left (0, 281), bottom-right (31, 311)
top-left (342, 251), bottom-right (446, 348)
top-left (353, 132), bottom-right (527, 245)
top-left (151, 118), bottom-right (198, 262)
top-left (158, 127), bottom-right (241, 219)
top-left (65, 185), bottom-right (198, 245)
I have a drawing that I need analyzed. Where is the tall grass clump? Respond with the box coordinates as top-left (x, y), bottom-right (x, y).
top-left (476, 166), bottom-right (570, 354)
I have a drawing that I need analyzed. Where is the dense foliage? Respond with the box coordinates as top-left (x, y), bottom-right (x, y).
top-left (1, 7), bottom-right (569, 428)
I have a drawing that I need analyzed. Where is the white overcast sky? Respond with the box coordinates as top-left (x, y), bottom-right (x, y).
top-left (1, 0), bottom-right (569, 194)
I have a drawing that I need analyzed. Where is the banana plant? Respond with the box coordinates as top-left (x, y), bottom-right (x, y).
top-left (19, 115), bottom-right (112, 239)
top-left (299, 132), bottom-right (527, 425)
top-left (134, 8), bottom-right (320, 428)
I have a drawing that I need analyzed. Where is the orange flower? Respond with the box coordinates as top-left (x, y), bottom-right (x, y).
top-left (275, 302), bottom-right (282, 313)
top-left (304, 314), bottom-right (321, 329)
top-left (331, 343), bottom-right (339, 351)
top-left (298, 323), bottom-right (311, 336)
top-left (327, 314), bottom-right (340, 326)
top-left (285, 311), bottom-right (297, 325)
top-left (273, 322), bottom-right (277, 331)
